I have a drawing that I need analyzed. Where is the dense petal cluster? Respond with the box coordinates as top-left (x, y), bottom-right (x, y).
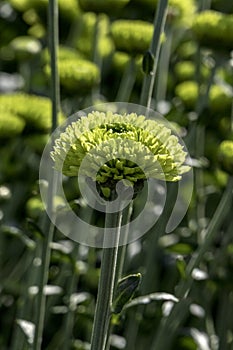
top-left (175, 81), bottom-right (232, 113)
top-left (51, 112), bottom-right (190, 197)
top-left (0, 93), bottom-right (65, 132)
top-left (10, 0), bottom-right (80, 21)
top-left (192, 10), bottom-right (233, 50)
top-left (10, 36), bottom-right (42, 60)
top-left (0, 112), bottom-right (25, 138)
top-left (111, 20), bottom-right (153, 54)
top-left (45, 59), bottom-right (100, 94)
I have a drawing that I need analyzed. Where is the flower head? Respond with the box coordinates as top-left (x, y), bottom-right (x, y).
top-left (175, 81), bottom-right (232, 114)
top-left (45, 58), bottom-right (100, 94)
top-left (218, 140), bottom-right (233, 175)
top-left (192, 10), bottom-right (233, 50)
top-left (51, 111), bottom-right (190, 198)
top-left (0, 112), bottom-right (25, 138)
top-left (111, 20), bottom-right (153, 54)
top-left (0, 93), bottom-right (65, 132)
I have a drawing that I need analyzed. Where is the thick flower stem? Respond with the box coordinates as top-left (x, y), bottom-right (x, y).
top-left (33, 1), bottom-right (60, 349)
top-left (90, 209), bottom-right (123, 350)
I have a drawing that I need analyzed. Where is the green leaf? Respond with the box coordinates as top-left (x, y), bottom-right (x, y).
top-left (124, 292), bottom-right (179, 310)
top-left (2, 225), bottom-right (36, 249)
top-left (113, 273), bottom-right (141, 314)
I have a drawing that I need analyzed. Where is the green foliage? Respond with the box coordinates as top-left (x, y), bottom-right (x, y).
top-left (113, 273), bottom-right (141, 314)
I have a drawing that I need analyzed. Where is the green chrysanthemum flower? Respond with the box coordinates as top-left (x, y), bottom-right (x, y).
top-left (174, 61), bottom-right (209, 82)
top-left (45, 59), bottom-right (100, 94)
top-left (0, 112), bottom-right (25, 138)
top-left (51, 111), bottom-right (190, 198)
top-left (111, 20), bottom-right (153, 55)
top-left (10, 36), bottom-right (42, 60)
top-left (10, 0), bottom-right (80, 21)
top-left (218, 140), bottom-right (233, 175)
top-left (175, 81), bottom-right (232, 113)
top-left (42, 46), bottom-right (83, 64)
top-left (0, 93), bottom-right (65, 132)
top-left (192, 10), bottom-right (233, 50)
top-left (79, 0), bottom-right (129, 14)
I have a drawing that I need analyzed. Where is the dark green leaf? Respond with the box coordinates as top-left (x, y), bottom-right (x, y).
top-left (113, 273), bottom-right (141, 314)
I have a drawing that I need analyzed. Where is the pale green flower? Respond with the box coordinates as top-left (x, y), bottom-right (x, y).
top-left (174, 61), bottom-right (209, 82)
top-left (192, 10), bottom-right (233, 50)
top-left (111, 20), bottom-right (153, 54)
top-left (51, 111), bottom-right (190, 198)
top-left (175, 81), bottom-right (232, 113)
top-left (10, 36), bottom-right (42, 60)
top-left (45, 58), bottom-right (100, 94)
top-left (42, 46), bottom-right (83, 64)
top-left (0, 112), bottom-right (25, 138)
top-left (10, 0), bottom-right (80, 21)
top-left (218, 140), bottom-right (233, 175)
top-left (0, 93), bottom-right (65, 132)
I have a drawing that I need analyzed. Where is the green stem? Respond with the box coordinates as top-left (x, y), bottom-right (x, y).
top-left (154, 25), bottom-right (173, 103)
top-left (116, 58), bottom-right (136, 102)
top-left (115, 202), bottom-right (134, 281)
top-left (140, 0), bottom-right (168, 108)
top-left (90, 209), bottom-right (123, 350)
top-left (62, 246), bottom-right (80, 350)
top-left (49, 0), bottom-right (60, 133)
top-left (33, 0), bottom-right (60, 349)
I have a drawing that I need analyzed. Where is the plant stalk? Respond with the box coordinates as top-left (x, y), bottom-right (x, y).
top-left (33, 0), bottom-right (60, 349)
top-left (90, 209), bottom-right (123, 350)
top-left (140, 0), bottom-right (168, 108)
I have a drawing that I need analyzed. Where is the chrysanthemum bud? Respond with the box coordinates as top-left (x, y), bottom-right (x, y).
top-left (51, 111), bottom-right (190, 199)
